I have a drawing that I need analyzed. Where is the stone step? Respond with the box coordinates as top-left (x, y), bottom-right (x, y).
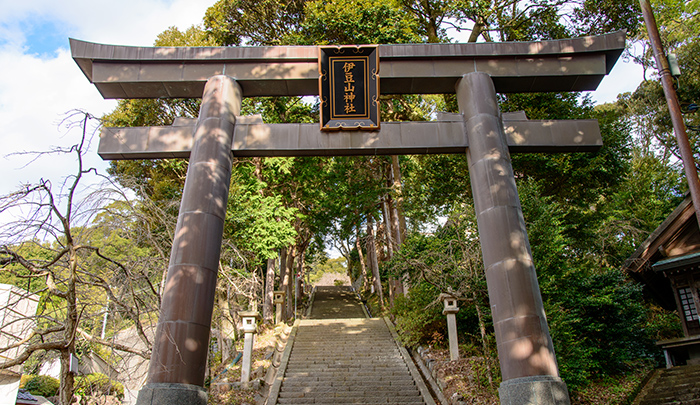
top-left (283, 373), bottom-right (412, 380)
top-left (277, 397), bottom-right (424, 405)
top-left (280, 381), bottom-right (417, 389)
top-left (270, 288), bottom-right (429, 405)
top-left (640, 396), bottom-right (700, 403)
top-left (286, 359), bottom-right (407, 364)
top-left (279, 390), bottom-right (421, 398)
top-left (284, 364), bottom-right (408, 370)
top-left (281, 376), bottom-right (415, 384)
top-left (283, 365), bottom-right (411, 373)
top-left (635, 365), bottom-right (700, 405)
top-left (291, 345), bottom-right (399, 348)
top-left (286, 357), bottom-right (406, 362)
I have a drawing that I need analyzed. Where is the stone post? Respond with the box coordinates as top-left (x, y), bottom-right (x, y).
top-left (136, 76), bottom-right (241, 405)
top-left (440, 294), bottom-right (460, 361)
top-left (274, 291), bottom-right (286, 324)
top-left (456, 72), bottom-right (570, 405)
top-left (239, 311), bottom-right (260, 383)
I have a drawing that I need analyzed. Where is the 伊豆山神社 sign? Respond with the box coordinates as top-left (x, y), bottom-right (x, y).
top-left (319, 46), bottom-right (379, 131)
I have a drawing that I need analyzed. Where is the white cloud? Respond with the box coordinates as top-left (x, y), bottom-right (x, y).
top-left (0, 0), bottom-right (213, 47)
top-left (0, 46), bottom-right (115, 194)
top-left (0, 0), bottom-right (214, 202)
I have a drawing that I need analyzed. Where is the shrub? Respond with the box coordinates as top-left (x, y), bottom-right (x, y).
top-left (24, 375), bottom-right (60, 397)
top-left (392, 283), bottom-right (444, 347)
top-left (19, 374), bottom-right (33, 388)
top-left (75, 373), bottom-right (124, 399)
top-left (547, 269), bottom-right (654, 391)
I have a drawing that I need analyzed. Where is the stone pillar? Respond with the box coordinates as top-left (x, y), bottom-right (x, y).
top-left (239, 311), bottom-right (260, 383)
top-left (137, 76), bottom-right (241, 405)
top-left (440, 294), bottom-right (460, 361)
top-left (456, 72), bottom-right (570, 405)
top-left (274, 291), bottom-right (286, 324)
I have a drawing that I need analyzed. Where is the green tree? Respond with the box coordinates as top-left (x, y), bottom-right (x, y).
top-left (290, 0), bottom-right (421, 45)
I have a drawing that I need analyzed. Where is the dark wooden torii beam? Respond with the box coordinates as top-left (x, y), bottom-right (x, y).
top-left (98, 113), bottom-right (603, 159)
top-left (70, 31), bottom-right (624, 98)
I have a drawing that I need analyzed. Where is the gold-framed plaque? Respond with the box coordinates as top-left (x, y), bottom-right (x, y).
top-left (319, 45), bottom-right (379, 131)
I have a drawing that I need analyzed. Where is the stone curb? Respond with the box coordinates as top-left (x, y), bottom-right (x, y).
top-left (304, 287), bottom-right (316, 318)
top-left (411, 349), bottom-right (449, 405)
top-left (383, 317), bottom-right (437, 405)
top-left (351, 286), bottom-right (371, 318)
top-left (265, 319), bottom-right (300, 405)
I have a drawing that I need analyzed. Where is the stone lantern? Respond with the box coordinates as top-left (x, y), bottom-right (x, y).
top-left (274, 291), bottom-right (286, 324)
top-left (439, 293), bottom-right (460, 361)
top-left (238, 311), bottom-right (260, 383)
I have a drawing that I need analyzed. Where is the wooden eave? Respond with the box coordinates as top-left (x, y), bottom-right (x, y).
top-left (624, 195), bottom-right (699, 309)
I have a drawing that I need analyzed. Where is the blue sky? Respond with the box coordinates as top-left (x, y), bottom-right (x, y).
top-left (0, 0), bottom-right (645, 207)
top-left (19, 19), bottom-right (72, 56)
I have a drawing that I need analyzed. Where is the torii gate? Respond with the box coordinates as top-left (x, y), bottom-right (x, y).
top-left (71, 31), bottom-right (625, 405)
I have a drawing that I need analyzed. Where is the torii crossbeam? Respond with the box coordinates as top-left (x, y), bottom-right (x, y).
top-left (72, 31), bottom-right (625, 405)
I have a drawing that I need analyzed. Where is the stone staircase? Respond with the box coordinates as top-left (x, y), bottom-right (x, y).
top-left (267, 287), bottom-right (435, 405)
top-left (635, 364), bottom-right (700, 405)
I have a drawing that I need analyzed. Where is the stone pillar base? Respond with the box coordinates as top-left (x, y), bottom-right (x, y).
top-left (499, 376), bottom-right (570, 405)
top-left (136, 383), bottom-right (207, 405)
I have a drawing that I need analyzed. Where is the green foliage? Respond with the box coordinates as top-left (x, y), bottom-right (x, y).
top-left (388, 215), bottom-right (492, 353)
top-left (24, 375), bottom-right (59, 397)
top-left (155, 25), bottom-right (217, 46)
top-left (0, 240), bottom-right (51, 293)
top-left (547, 269), bottom-right (653, 390)
top-left (643, 304), bottom-right (684, 341)
top-left (518, 169), bottom-right (668, 392)
top-left (308, 256), bottom-right (348, 284)
top-left (625, 0), bottom-right (700, 167)
top-left (517, 179), bottom-right (569, 277)
top-left (225, 162), bottom-right (300, 262)
top-left (291, 0), bottom-right (421, 45)
top-left (401, 154), bottom-right (471, 222)
top-left (242, 97), bottom-right (317, 124)
top-left (392, 283), bottom-right (444, 347)
top-left (74, 373), bottom-right (125, 399)
top-left (204, 0), bottom-right (308, 45)
top-left (572, 0), bottom-right (642, 36)
top-left (508, 94), bottom-right (631, 206)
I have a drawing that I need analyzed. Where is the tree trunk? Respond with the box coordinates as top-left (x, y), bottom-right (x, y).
top-left (219, 291), bottom-right (238, 363)
top-left (381, 197), bottom-right (397, 307)
top-left (59, 251), bottom-right (78, 405)
top-left (295, 248), bottom-right (305, 315)
top-left (285, 246), bottom-right (295, 320)
top-left (367, 219), bottom-right (384, 309)
top-left (427, 19), bottom-right (440, 43)
top-left (381, 197), bottom-right (394, 258)
top-left (473, 290), bottom-right (494, 388)
top-left (279, 248), bottom-right (288, 322)
top-left (390, 155), bottom-right (406, 245)
top-left (356, 226), bottom-right (368, 292)
top-left (390, 156), bottom-right (409, 295)
top-left (263, 257), bottom-right (276, 324)
top-left (59, 349), bottom-right (74, 405)
top-left (468, 22), bottom-right (483, 43)
top-left (279, 248), bottom-right (287, 293)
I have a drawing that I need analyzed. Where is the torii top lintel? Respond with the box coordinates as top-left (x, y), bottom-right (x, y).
top-left (70, 31), bottom-right (624, 99)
